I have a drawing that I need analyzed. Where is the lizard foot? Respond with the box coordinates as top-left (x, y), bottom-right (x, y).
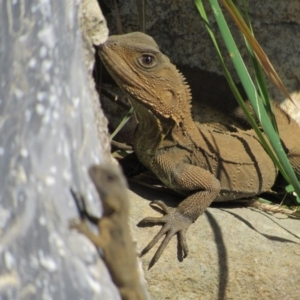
top-left (69, 218), bottom-right (90, 235)
top-left (138, 200), bottom-right (193, 269)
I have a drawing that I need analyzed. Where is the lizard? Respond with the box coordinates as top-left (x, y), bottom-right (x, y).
top-left (69, 164), bottom-right (148, 300)
top-left (98, 31), bottom-right (300, 267)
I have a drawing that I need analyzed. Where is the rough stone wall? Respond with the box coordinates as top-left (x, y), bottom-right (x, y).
top-left (0, 0), bottom-right (120, 299)
top-left (101, 0), bottom-right (300, 120)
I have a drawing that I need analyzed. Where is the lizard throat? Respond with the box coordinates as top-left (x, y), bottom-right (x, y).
top-left (131, 97), bottom-right (194, 153)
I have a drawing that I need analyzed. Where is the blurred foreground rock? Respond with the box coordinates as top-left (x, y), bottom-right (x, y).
top-left (0, 0), bottom-right (120, 299)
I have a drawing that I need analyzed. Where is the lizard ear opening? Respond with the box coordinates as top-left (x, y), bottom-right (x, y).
top-left (160, 89), bottom-right (178, 112)
top-left (158, 89), bottom-right (179, 118)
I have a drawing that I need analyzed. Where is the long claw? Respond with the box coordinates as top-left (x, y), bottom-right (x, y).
top-left (148, 229), bottom-right (177, 269)
top-left (139, 201), bottom-right (193, 268)
top-left (138, 215), bottom-right (167, 225)
top-left (178, 229), bottom-right (189, 258)
top-left (69, 218), bottom-right (88, 234)
top-left (140, 225), bottom-right (169, 256)
top-left (150, 200), bottom-right (171, 213)
top-left (69, 218), bottom-right (80, 229)
top-left (139, 201), bottom-right (171, 226)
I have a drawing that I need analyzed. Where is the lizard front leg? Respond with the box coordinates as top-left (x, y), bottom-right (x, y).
top-left (69, 189), bottom-right (103, 248)
top-left (69, 218), bottom-right (104, 248)
top-left (139, 154), bottom-right (221, 268)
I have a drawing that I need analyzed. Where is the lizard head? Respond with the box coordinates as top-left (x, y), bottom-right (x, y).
top-left (88, 164), bottom-right (129, 215)
top-left (98, 32), bottom-right (192, 125)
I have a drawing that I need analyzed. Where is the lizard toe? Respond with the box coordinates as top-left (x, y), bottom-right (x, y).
top-left (69, 218), bottom-right (89, 236)
top-left (140, 224), bottom-right (170, 257)
top-left (148, 228), bottom-right (178, 269)
top-left (139, 205), bottom-right (193, 268)
top-left (138, 214), bottom-right (168, 225)
top-left (178, 229), bottom-right (189, 258)
top-left (150, 200), bottom-right (171, 213)
top-left (69, 218), bottom-right (81, 229)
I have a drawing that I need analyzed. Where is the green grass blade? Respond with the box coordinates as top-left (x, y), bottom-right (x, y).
top-left (233, 0), bottom-right (278, 132)
top-left (222, 0), bottom-right (300, 111)
top-left (195, 0), bottom-right (280, 170)
top-left (195, 0), bottom-right (300, 201)
top-left (210, 0), bottom-right (300, 200)
top-left (110, 106), bottom-right (135, 139)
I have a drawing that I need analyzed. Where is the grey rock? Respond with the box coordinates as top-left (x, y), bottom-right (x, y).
top-left (95, 2), bottom-right (300, 299)
top-left (101, 0), bottom-right (300, 123)
top-left (3, 1), bottom-right (298, 299)
top-left (0, 0), bottom-right (120, 299)
top-left (129, 183), bottom-right (300, 300)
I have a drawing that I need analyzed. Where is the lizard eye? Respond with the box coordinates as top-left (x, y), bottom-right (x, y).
top-left (138, 54), bottom-right (156, 68)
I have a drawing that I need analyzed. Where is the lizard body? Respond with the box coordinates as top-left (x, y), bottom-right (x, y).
top-left (98, 32), bottom-right (300, 267)
top-left (70, 164), bottom-right (147, 300)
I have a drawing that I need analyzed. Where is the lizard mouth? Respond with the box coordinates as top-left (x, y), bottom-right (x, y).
top-left (98, 44), bottom-right (143, 88)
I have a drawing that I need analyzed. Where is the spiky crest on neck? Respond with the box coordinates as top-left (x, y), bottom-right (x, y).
top-left (124, 63), bottom-right (193, 128)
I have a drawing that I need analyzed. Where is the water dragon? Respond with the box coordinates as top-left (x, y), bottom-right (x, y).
top-left (98, 32), bottom-right (300, 267)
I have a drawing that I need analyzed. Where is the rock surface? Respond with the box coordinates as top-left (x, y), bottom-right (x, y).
top-left (100, 0), bottom-right (300, 125)
top-left (2, 1), bottom-right (299, 299)
top-left (0, 0), bottom-right (120, 299)
top-left (97, 2), bottom-right (300, 298)
top-left (129, 183), bottom-right (300, 299)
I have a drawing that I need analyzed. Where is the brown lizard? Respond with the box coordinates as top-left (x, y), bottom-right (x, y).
top-left (98, 32), bottom-right (300, 267)
top-left (69, 164), bottom-right (148, 300)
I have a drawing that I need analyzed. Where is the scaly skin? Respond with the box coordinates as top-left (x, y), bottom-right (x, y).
top-left (98, 32), bottom-right (300, 267)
